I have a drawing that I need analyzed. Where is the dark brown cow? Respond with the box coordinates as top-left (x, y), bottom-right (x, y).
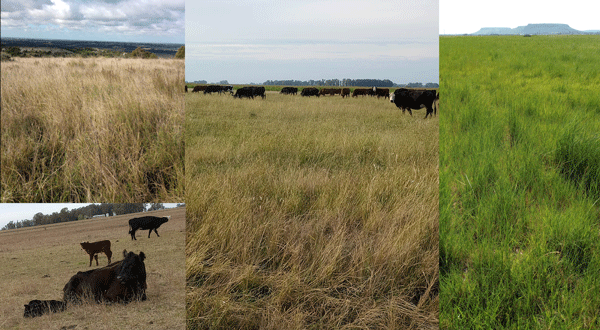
top-left (81, 240), bottom-right (112, 267)
top-left (319, 88), bottom-right (342, 96)
top-left (374, 88), bottom-right (390, 99)
top-left (63, 250), bottom-right (147, 304)
top-left (352, 88), bottom-right (371, 97)
top-left (191, 85), bottom-right (207, 93)
top-left (341, 88), bottom-right (350, 98)
top-left (301, 87), bottom-right (320, 97)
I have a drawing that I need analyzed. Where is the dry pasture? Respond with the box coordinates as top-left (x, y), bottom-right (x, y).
top-left (0, 207), bottom-right (185, 329)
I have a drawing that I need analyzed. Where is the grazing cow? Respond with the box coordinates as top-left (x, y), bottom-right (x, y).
top-left (301, 87), bottom-right (320, 97)
top-left (223, 85), bottom-right (234, 94)
top-left (80, 240), bottom-right (112, 267)
top-left (23, 300), bottom-right (66, 318)
top-left (191, 85), bottom-right (207, 93)
top-left (128, 216), bottom-right (170, 240)
top-left (374, 88), bottom-right (390, 99)
top-left (233, 86), bottom-right (255, 99)
top-left (390, 88), bottom-right (437, 119)
top-left (63, 250), bottom-right (147, 304)
top-left (252, 86), bottom-right (266, 99)
top-left (352, 88), bottom-right (371, 97)
top-left (319, 88), bottom-right (342, 96)
top-left (341, 88), bottom-right (350, 98)
top-left (280, 87), bottom-right (298, 95)
top-left (204, 85), bottom-right (223, 94)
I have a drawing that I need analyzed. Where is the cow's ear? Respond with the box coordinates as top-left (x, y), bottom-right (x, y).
top-left (139, 252), bottom-right (145, 261)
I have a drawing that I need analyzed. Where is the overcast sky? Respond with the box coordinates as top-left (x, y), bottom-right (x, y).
top-left (186, 0), bottom-right (439, 84)
top-left (440, 0), bottom-right (599, 35)
top-left (0, 204), bottom-right (180, 229)
top-left (1, 0), bottom-right (184, 43)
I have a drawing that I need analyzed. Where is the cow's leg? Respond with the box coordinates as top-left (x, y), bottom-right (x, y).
top-left (425, 105), bottom-right (433, 119)
top-left (407, 108), bottom-right (413, 116)
top-left (89, 254), bottom-right (93, 267)
top-left (94, 254), bottom-right (99, 266)
top-left (106, 250), bottom-right (112, 264)
top-left (154, 228), bottom-right (160, 237)
top-left (148, 229), bottom-right (152, 238)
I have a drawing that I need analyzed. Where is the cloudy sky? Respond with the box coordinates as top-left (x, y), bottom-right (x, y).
top-left (1, 0), bottom-right (184, 43)
top-left (0, 204), bottom-right (180, 229)
top-left (186, 0), bottom-right (439, 84)
top-left (440, 0), bottom-right (599, 35)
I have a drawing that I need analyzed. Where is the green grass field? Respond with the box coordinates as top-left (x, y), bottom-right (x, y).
top-left (440, 35), bottom-right (600, 329)
top-left (186, 92), bottom-right (439, 329)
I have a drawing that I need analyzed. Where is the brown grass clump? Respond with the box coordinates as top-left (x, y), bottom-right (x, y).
top-left (186, 93), bottom-right (439, 329)
top-left (1, 57), bottom-right (184, 202)
top-left (0, 207), bottom-right (185, 329)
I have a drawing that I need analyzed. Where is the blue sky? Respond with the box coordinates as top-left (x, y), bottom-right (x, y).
top-left (1, 0), bottom-right (184, 43)
top-left (186, 0), bottom-right (439, 84)
top-left (440, 0), bottom-right (599, 35)
top-left (0, 204), bottom-right (181, 229)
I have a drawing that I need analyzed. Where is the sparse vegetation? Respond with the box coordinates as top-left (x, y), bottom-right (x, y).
top-left (175, 46), bottom-right (185, 59)
top-left (0, 207), bottom-right (185, 329)
top-left (440, 35), bottom-right (600, 329)
top-left (186, 92), bottom-right (439, 329)
top-left (1, 57), bottom-right (185, 202)
top-left (130, 47), bottom-right (158, 59)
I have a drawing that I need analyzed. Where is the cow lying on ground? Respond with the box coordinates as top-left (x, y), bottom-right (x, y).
top-left (390, 88), bottom-right (437, 118)
top-left (128, 216), bottom-right (170, 240)
top-left (23, 299), bottom-right (66, 318)
top-left (80, 240), bottom-right (112, 267)
top-left (63, 250), bottom-right (147, 304)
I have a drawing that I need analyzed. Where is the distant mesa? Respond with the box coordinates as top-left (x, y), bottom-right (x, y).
top-left (471, 23), bottom-right (596, 35)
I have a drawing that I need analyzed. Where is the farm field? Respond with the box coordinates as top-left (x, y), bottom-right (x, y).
top-left (186, 92), bottom-right (439, 329)
top-left (1, 57), bottom-right (185, 203)
top-left (440, 35), bottom-right (600, 329)
top-left (0, 207), bottom-right (186, 329)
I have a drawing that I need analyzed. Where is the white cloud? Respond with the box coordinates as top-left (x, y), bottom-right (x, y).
top-left (28, 0), bottom-right (71, 19)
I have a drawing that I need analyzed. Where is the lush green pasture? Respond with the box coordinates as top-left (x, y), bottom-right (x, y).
top-left (186, 93), bottom-right (439, 329)
top-left (440, 35), bottom-right (600, 329)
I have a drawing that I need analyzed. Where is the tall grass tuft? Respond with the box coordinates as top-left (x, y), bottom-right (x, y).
top-left (1, 57), bottom-right (184, 202)
top-left (186, 93), bottom-right (439, 329)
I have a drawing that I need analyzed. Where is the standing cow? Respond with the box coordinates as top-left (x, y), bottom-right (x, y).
top-left (390, 88), bottom-right (437, 119)
top-left (80, 240), bottom-right (112, 267)
top-left (128, 216), bottom-right (170, 240)
top-left (63, 250), bottom-right (147, 304)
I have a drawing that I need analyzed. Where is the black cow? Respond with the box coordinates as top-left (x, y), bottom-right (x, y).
top-left (280, 87), bottom-right (298, 95)
top-left (252, 86), bottom-right (266, 99)
top-left (352, 88), bottom-right (370, 97)
top-left (63, 250), bottom-right (147, 304)
top-left (390, 88), bottom-right (437, 119)
top-left (128, 216), bottom-right (170, 240)
top-left (341, 88), bottom-right (350, 98)
top-left (301, 87), bottom-right (320, 97)
top-left (185, 85), bottom-right (188, 93)
top-left (192, 85), bottom-right (206, 93)
top-left (204, 85), bottom-right (223, 94)
top-left (233, 86), bottom-right (254, 99)
top-left (23, 299), bottom-right (66, 318)
top-left (80, 240), bottom-right (112, 267)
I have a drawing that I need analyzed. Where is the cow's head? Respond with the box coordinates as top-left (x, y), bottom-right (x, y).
top-left (390, 93), bottom-right (395, 103)
top-left (116, 250), bottom-right (147, 287)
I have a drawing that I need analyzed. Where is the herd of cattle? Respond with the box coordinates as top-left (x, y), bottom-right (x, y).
top-left (187, 84), bottom-right (439, 119)
top-left (23, 215), bottom-right (171, 318)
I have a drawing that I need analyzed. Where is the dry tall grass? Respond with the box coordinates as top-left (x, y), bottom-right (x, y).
top-left (186, 93), bottom-right (439, 329)
top-left (0, 207), bottom-right (185, 329)
top-left (1, 57), bottom-right (184, 202)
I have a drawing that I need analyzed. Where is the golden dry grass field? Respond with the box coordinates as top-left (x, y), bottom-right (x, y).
top-left (186, 92), bottom-right (439, 329)
top-left (0, 207), bottom-right (185, 329)
top-left (1, 57), bottom-right (185, 203)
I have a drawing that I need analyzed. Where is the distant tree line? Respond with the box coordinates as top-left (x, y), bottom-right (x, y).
top-left (261, 79), bottom-right (437, 88)
top-left (1, 203), bottom-right (175, 231)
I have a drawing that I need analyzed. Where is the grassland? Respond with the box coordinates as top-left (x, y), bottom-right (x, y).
top-left (186, 92), bottom-right (439, 329)
top-left (1, 57), bottom-right (185, 202)
top-left (0, 207), bottom-right (185, 329)
top-left (440, 35), bottom-right (600, 329)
